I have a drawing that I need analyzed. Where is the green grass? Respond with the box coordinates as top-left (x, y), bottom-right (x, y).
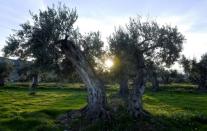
top-left (0, 83), bottom-right (87, 131)
top-left (0, 83), bottom-right (206, 131)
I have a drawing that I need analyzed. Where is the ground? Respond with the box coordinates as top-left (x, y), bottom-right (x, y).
top-left (0, 83), bottom-right (206, 131)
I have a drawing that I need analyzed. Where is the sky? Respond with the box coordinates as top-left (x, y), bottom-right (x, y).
top-left (0, 0), bottom-right (207, 70)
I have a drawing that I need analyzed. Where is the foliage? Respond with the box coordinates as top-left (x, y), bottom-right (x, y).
top-left (4, 4), bottom-right (78, 70)
top-left (3, 4), bottom-right (105, 82)
top-left (199, 54), bottom-right (207, 83)
top-left (157, 68), bottom-right (185, 84)
top-left (3, 4), bottom-right (77, 81)
top-left (109, 17), bottom-right (185, 83)
top-left (180, 54), bottom-right (207, 88)
top-left (109, 27), bottom-right (134, 80)
top-left (0, 61), bottom-right (13, 83)
top-left (125, 17), bottom-right (184, 66)
top-left (80, 32), bottom-right (105, 66)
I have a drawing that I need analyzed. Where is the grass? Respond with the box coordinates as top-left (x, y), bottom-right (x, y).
top-left (0, 83), bottom-right (206, 130)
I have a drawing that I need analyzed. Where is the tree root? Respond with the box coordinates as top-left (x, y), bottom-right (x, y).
top-left (57, 105), bottom-right (111, 127)
top-left (81, 105), bottom-right (111, 121)
top-left (57, 110), bottom-right (82, 129)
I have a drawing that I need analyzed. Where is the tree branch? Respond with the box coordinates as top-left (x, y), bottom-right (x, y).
top-left (137, 38), bottom-right (152, 47)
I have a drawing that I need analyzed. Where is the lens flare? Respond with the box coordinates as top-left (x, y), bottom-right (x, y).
top-left (104, 59), bottom-right (114, 68)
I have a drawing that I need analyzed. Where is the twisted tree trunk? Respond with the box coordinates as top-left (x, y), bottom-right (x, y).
top-left (118, 55), bottom-right (129, 98)
top-left (119, 70), bottom-right (129, 97)
top-left (60, 39), bottom-right (108, 120)
top-left (0, 78), bottom-right (5, 87)
top-left (198, 73), bottom-right (207, 90)
top-left (128, 53), bottom-right (146, 118)
top-left (29, 74), bottom-right (38, 95)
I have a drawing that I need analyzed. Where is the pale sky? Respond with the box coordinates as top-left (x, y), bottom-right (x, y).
top-left (0, 0), bottom-right (207, 68)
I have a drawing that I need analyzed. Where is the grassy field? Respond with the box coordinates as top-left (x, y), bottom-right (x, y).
top-left (0, 83), bottom-right (206, 131)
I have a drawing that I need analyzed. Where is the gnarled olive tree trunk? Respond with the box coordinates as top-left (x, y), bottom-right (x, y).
top-left (128, 53), bottom-right (146, 118)
top-left (118, 55), bottom-right (129, 98)
top-left (198, 73), bottom-right (207, 90)
top-left (0, 78), bottom-right (5, 87)
top-left (29, 74), bottom-right (38, 95)
top-left (60, 40), bottom-right (108, 120)
top-left (119, 70), bottom-right (129, 97)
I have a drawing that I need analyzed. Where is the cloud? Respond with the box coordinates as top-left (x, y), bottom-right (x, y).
top-left (0, 0), bottom-right (45, 56)
top-left (153, 13), bottom-right (207, 72)
top-left (156, 14), bottom-right (195, 32)
top-left (1, 0), bottom-right (206, 68)
top-left (75, 13), bottom-right (207, 72)
top-left (183, 32), bottom-right (207, 60)
top-left (75, 16), bottom-right (129, 43)
top-left (155, 14), bottom-right (207, 59)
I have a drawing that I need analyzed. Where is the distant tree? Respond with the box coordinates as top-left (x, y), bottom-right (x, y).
top-left (158, 67), bottom-right (171, 84)
top-left (158, 68), bottom-right (184, 84)
top-left (198, 54), bottom-right (207, 89)
top-left (54, 58), bottom-right (75, 81)
top-left (145, 60), bottom-right (160, 91)
top-left (180, 54), bottom-right (207, 90)
top-left (110, 17), bottom-right (184, 117)
top-left (0, 61), bottom-right (12, 86)
top-left (170, 70), bottom-right (186, 83)
top-left (3, 4), bottom-right (108, 120)
top-left (180, 56), bottom-right (198, 83)
top-left (17, 64), bottom-right (29, 82)
top-left (15, 61), bottom-right (40, 94)
top-left (109, 27), bottom-right (133, 97)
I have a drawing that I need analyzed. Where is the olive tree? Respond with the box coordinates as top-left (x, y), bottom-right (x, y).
top-left (0, 61), bottom-right (12, 86)
top-left (109, 17), bottom-right (184, 117)
top-left (145, 60), bottom-right (160, 91)
top-left (128, 18), bottom-right (184, 117)
top-left (180, 54), bottom-right (207, 90)
top-left (3, 4), bottom-right (108, 120)
top-left (198, 54), bottom-right (207, 89)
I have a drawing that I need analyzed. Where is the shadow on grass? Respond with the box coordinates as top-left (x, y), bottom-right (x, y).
top-left (60, 107), bottom-right (207, 131)
top-left (0, 109), bottom-right (66, 131)
top-left (1, 106), bottom-right (206, 131)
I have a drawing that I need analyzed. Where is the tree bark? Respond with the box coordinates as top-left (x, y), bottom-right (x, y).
top-left (119, 70), bottom-right (129, 97)
top-left (162, 76), bottom-right (170, 84)
top-left (198, 74), bottom-right (207, 90)
top-left (151, 71), bottom-right (159, 92)
top-left (60, 39), bottom-right (108, 120)
top-left (128, 53), bottom-right (146, 118)
top-left (29, 74), bottom-right (38, 95)
top-left (0, 79), bottom-right (5, 87)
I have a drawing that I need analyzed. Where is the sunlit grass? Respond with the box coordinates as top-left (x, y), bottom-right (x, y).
top-left (0, 83), bottom-right (206, 130)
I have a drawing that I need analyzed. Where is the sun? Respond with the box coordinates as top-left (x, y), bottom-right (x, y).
top-left (104, 59), bottom-right (114, 68)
